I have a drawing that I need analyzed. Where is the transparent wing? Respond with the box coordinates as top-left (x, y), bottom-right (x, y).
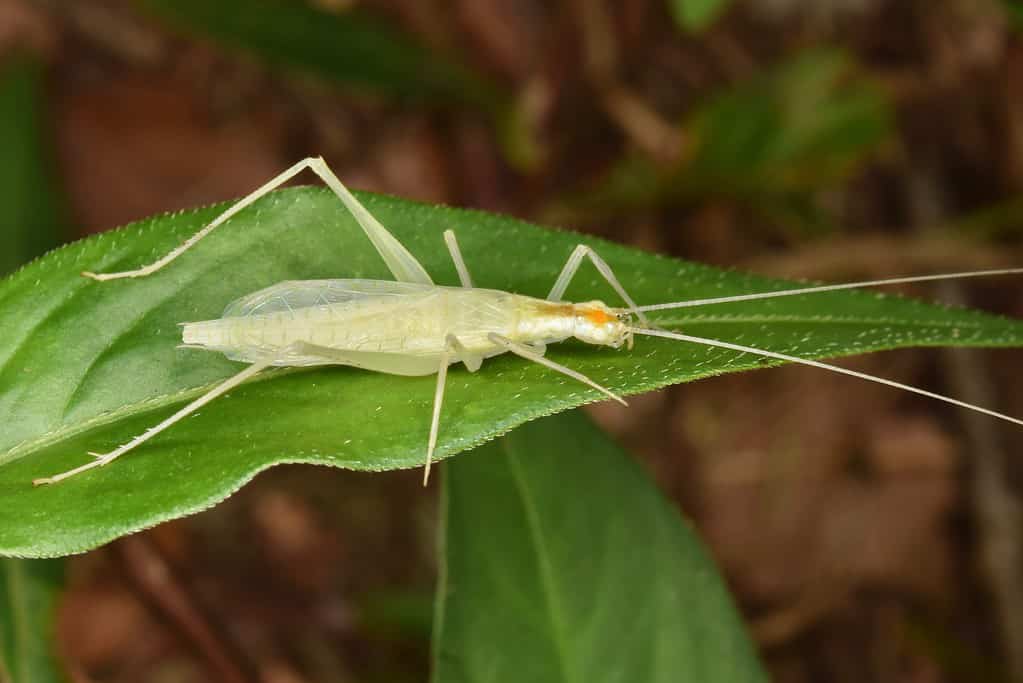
top-left (222, 278), bottom-right (436, 318)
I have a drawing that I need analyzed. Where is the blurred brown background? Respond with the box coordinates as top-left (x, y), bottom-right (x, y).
top-left (3, 0), bottom-right (1023, 681)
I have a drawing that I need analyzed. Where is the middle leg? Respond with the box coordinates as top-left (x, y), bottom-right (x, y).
top-left (424, 333), bottom-right (476, 485)
top-left (443, 229), bottom-right (474, 289)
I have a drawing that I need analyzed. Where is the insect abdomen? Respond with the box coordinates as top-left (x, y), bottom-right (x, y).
top-left (181, 320), bottom-right (229, 347)
top-left (180, 287), bottom-right (525, 364)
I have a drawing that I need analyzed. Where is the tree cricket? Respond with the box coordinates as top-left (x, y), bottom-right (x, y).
top-left (32, 157), bottom-right (1023, 486)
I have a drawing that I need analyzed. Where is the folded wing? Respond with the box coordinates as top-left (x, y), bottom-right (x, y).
top-left (221, 279), bottom-right (436, 318)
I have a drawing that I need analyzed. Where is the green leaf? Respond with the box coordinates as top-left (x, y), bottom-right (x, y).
top-left (135, 0), bottom-right (536, 169)
top-left (1005, 0), bottom-right (1023, 26)
top-left (0, 559), bottom-right (65, 683)
top-left (138, 0), bottom-right (503, 111)
top-left (433, 410), bottom-right (766, 682)
top-left (0, 57), bottom-right (64, 276)
top-left (686, 50), bottom-right (891, 194)
top-left (0, 56), bottom-right (69, 683)
top-left (667, 0), bottom-right (733, 32)
top-left (1, 186), bottom-right (1022, 558)
top-left (593, 50), bottom-right (891, 232)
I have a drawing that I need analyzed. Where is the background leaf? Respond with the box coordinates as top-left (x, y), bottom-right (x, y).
top-left (433, 410), bottom-right (767, 682)
top-left (592, 50), bottom-right (890, 234)
top-left (137, 0), bottom-right (504, 111)
top-left (1006, 0), bottom-right (1023, 27)
top-left (667, 0), bottom-right (733, 32)
top-left (0, 557), bottom-right (65, 682)
top-left (685, 50), bottom-right (890, 194)
top-left (1, 187), bottom-right (1022, 558)
top-left (0, 57), bottom-right (64, 277)
top-left (135, 0), bottom-right (539, 168)
top-left (0, 53), bottom-right (67, 683)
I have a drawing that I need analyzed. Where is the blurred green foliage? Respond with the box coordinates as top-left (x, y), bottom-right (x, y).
top-left (953, 196), bottom-right (1023, 241)
top-left (0, 57), bottom-right (64, 276)
top-left (594, 50), bottom-right (892, 234)
top-left (1005, 0), bottom-right (1023, 26)
top-left (0, 559), bottom-right (66, 683)
top-left (360, 590), bottom-right (434, 641)
top-left (0, 55), bottom-right (67, 683)
top-left (667, 0), bottom-right (734, 32)
top-left (686, 51), bottom-right (890, 194)
top-left (138, 0), bottom-right (502, 109)
top-left (136, 0), bottom-right (545, 168)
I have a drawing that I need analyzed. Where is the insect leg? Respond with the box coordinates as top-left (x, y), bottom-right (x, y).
top-left (487, 333), bottom-right (626, 405)
top-left (424, 336), bottom-right (459, 486)
top-left (443, 229), bottom-right (474, 288)
top-left (547, 245), bottom-right (649, 325)
top-left (424, 333), bottom-right (485, 485)
top-left (84, 157), bottom-right (433, 285)
top-left (33, 356), bottom-right (278, 485)
top-left (447, 334), bottom-right (483, 372)
top-left (84, 159), bottom-right (325, 281)
top-left (272, 338), bottom-right (473, 483)
top-left (301, 157), bottom-right (433, 285)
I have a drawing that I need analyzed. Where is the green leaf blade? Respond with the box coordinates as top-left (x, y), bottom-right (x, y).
top-left (0, 558), bottom-right (65, 683)
top-left (433, 411), bottom-right (767, 682)
top-left (1, 187), bottom-right (1022, 557)
top-left (686, 50), bottom-right (892, 195)
top-left (0, 57), bottom-right (64, 276)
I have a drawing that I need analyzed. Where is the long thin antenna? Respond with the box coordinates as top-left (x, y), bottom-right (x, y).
top-left (630, 327), bottom-right (1023, 427)
top-left (634, 268), bottom-right (1023, 314)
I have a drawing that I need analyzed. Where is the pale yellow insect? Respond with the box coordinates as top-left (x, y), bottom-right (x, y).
top-left (32, 157), bottom-right (1023, 486)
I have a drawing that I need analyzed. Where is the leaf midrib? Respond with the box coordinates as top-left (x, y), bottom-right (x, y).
top-left (656, 313), bottom-right (1010, 327)
top-left (3, 308), bottom-right (1015, 470)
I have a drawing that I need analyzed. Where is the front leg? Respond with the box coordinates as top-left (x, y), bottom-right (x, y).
top-left (547, 244), bottom-right (649, 326)
top-left (487, 333), bottom-right (626, 406)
